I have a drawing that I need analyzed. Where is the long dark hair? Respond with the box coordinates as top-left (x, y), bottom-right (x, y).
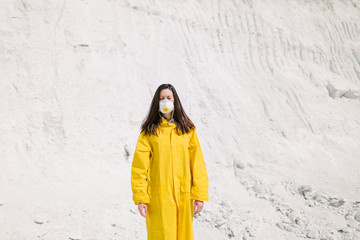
top-left (141, 83), bottom-right (195, 136)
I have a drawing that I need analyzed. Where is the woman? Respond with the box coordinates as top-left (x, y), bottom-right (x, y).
top-left (130, 83), bottom-right (209, 240)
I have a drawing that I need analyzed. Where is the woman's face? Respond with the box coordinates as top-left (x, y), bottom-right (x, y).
top-left (159, 89), bottom-right (174, 102)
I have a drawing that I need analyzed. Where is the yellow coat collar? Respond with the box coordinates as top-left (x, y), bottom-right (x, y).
top-left (160, 118), bottom-right (176, 128)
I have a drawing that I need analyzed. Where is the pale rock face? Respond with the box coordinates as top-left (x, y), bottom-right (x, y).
top-left (1, 0), bottom-right (360, 239)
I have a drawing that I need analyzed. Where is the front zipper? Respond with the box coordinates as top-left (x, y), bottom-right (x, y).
top-left (170, 128), bottom-right (179, 207)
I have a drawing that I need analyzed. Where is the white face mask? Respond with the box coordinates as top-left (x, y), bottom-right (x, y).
top-left (159, 99), bottom-right (174, 113)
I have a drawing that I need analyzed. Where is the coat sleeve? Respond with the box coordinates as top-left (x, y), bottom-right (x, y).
top-left (131, 131), bottom-right (152, 205)
top-left (189, 128), bottom-right (209, 201)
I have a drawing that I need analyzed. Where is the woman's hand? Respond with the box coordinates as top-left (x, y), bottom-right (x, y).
top-left (193, 200), bottom-right (204, 215)
top-left (138, 203), bottom-right (148, 218)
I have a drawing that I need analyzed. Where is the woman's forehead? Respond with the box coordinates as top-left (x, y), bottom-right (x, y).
top-left (160, 89), bottom-right (173, 96)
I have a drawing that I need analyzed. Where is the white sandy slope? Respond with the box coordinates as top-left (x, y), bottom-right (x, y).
top-left (1, 0), bottom-right (360, 239)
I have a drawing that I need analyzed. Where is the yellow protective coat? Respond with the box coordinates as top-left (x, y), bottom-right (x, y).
top-left (131, 118), bottom-right (209, 240)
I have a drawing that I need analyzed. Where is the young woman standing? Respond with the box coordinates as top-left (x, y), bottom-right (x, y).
top-left (130, 83), bottom-right (209, 240)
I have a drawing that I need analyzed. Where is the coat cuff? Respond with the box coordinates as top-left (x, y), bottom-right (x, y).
top-left (133, 195), bottom-right (150, 205)
top-left (190, 187), bottom-right (209, 201)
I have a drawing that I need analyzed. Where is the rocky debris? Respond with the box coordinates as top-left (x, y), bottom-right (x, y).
top-left (319, 231), bottom-right (336, 240)
top-left (227, 228), bottom-right (234, 238)
top-left (245, 226), bottom-right (256, 237)
top-left (233, 159), bottom-right (245, 170)
top-left (337, 228), bottom-right (348, 234)
top-left (306, 229), bottom-right (319, 238)
top-left (37, 231), bottom-right (48, 238)
top-left (276, 221), bottom-right (299, 233)
top-left (232, 171), bottom-right (360, 239)
top-left (353, 201), bottom-right (360, 208)
top-left (326, 83), bottom-right (360, 100)
top-left (295, 219), bottom-right (306, 228)
top-left (69, 236), bottom-right (81, 240)
top-left (313, 192), bottom-right (329, 204)
top-left (274, 205), bottom-right (312, 238)
top-left (287, 209), bottom-right (301, 222)
top-left (355, 211), bottom-right (360, 222)
top-left (214, 219), bottom-right (227, 229)
top-left (347, 220), bottom-right (359, 228)
top-left (298, 185), bottom-right (312, 199)
top-left (345, 211), bottom-right (354, 220)
top-left (124, 144), bottom-right (130, 161)
top-left (273, 180), bottom-right (360, 239)
top-left (198, 192), bottom-right (261, 240)
top-left (294, 185), bottom-right (346, 209)
top-left (252, 183), bottom-right (267, 195)
top-left (328, 197), bottom-right (345, 207)
top-left (69, 230), bottom-right (82, 240)
top-left (34, 215), bottom-right (46, 225)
